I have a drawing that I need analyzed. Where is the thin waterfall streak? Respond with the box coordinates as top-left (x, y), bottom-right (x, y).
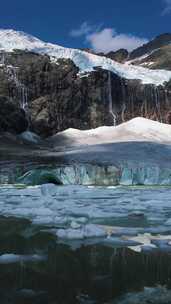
top-left (121, 103), bottom-right (126, 122)
top-left (0, 52), bottom-right (5, 65)
top-left (154, 86), bottom-right (162, 122)
top-left (121, 79), bottom-right (126, 122)
top-left (165, 89), bottom-right (169, 107)
top-left (144, 88), bottom-right (148, 117)
top-left (108, 71), bottom-right (117, 126)
top-left (1, 59), bottom-right (30, 129)
top-left (5, 64), bottom-right (29, 123)
top-left (140, 100), bottom-right (144, 117)
top-left (21, 85), bottom-right (28, 111)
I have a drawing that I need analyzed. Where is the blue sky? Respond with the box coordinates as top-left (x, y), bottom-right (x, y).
top-left (0, 0), bottom-right (171, 52)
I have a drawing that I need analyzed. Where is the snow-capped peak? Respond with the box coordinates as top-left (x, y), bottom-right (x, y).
top-left (0, 29), bottom-right (171, 85)
top-left (0, 29), bottom-right (44, 50)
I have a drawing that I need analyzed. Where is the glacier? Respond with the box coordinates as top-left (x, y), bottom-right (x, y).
top-left (0, 29), bottom-right (171, 85)
top-left (16, 164), bottom-right (171, 186)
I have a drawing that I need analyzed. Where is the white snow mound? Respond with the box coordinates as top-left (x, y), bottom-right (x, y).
top-left (0, 29), bottom-right (171, 85)
top-left (51, 117), bottom-right (171, 146)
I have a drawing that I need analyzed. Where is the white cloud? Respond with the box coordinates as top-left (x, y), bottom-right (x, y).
top-left (70, 23), bottom-right (148, 53)
top-left (162, 0), bottom-right (171, 14)
top-left (70, 22), bottom-right (93, 37)
top-left (86, 28), bottom-right (148, 53)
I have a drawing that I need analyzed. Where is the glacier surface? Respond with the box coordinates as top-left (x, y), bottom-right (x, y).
top-left (17, 163), bottom-right (171, 186)
top-left (0, 29), bottom-right (171, 85)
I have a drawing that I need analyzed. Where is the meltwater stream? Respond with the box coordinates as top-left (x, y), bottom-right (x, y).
top-left (1, 184), bottom-right (171, 303)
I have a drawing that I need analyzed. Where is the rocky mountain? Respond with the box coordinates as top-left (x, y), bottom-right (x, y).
top-left (127, 33), bottom-right (171, 70)
top-left (100, 49), bottom-right (129, 63)
top-left (130, 33), bottom-right (171, 59)
top-left (95, 33), bottom-right (171, 69)
top-left (0, 29), bottom-right (171, 137)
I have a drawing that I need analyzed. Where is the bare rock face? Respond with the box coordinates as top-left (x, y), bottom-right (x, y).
top-left (130, 33), bottom-right (171, 60)
top-left (105, 49), bottom-right (129, 62)
top-left (0, 96), bottom-right (28, 133)
top-left (97, 49), bottom-right (128, 63)
top-left (130, 45), bottom-right (171, 70)
top-left (0, 50), bottom-right (171, 137)
top-left (128, 33), bottom-right (171, 70)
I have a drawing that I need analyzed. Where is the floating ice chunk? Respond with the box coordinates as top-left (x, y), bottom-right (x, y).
top-left (145, 226), bottom-right (171, 234)
top-left (32, 216), bottom-right (55, 225)
top-left (151, 239), bottom-right (171, 252)
top-left (57, 224), bottom-right (106, 240)
top-left (141, 244), bottom-right (157, 252)
top-left (40, 183), bottom-right (60, 195)
top-left (18, 131), bottom-right (41, 144)
top-left (102, 237), bottom-right (142, 247)
top-left (128, 211), bottom-right (145, 218)
top-left (0, 254), bottom-right (46, 264)
top-left (70, 221), bottom-right (81, 229)
top-left (84, 224), bottom-right (106, 238)
top-left (57, 228), bottom-right (84, 239)
top-left (126, 233), bottom-right (171, 252)
top-left (116, 286), bottom-right (171, 304)
top-left (165, 218), bottom-right (171, 226)
top-left (102, 226), bottom-right (143, 237)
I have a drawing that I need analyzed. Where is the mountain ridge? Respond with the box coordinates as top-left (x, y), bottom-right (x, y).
top-left (0, 29), bottom-right (171, 85)
top-left (0, 29), bottom-right (171, 137)
top-left (129, 33), bottom-right (171, 60)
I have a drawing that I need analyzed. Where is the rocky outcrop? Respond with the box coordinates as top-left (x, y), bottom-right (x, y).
top-left (83, 48), bottom-right (129, 63)
top-left (128, 33), bottom-right (171, 70)
top-left (0, 96), bottom-right (28, 133)
top-left (103, 49), bottom-right (129, 62)
top-left (0, 50), bottom-right (171, 136)
top-left (129, 33), bottom-right (171, 60)
top-left (130, 45), bottom-right (171, 70)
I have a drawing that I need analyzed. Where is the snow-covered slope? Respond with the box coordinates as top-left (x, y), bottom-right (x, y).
top-left (50, 117), bottom-right (171, 147)
top-left (0, 29), bottom-right (171, 85)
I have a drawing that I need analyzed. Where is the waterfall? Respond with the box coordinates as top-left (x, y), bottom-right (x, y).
top-left (121, 79), bottom-right (126, 122)
top-left (153, 86), bottom-right (162, 122)
top-left (164, 89), bottom-right (169, 107)
top-left (21, 85), bottom-right (28, 111)
top-left (0, 52), bottom-right (5, 66)
top-left (143, 88), bottom-right (148, 117)
top-left (108, 71), bottom-right (117, 126)
top-left (128, 86), bottom-right (134, 117)
top-left (7, 65), bottom-right (19, 86)
top-left (5, 65), bottom-right (29, 121)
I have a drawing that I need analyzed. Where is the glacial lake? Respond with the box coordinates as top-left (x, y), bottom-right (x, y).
top-left (0, 184), bottom-right (171, 303)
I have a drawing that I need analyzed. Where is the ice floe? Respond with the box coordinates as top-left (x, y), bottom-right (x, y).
top-left (0, 253), bottom-right (46, 264)
top-left (0, 184), bottom-right (171, 250)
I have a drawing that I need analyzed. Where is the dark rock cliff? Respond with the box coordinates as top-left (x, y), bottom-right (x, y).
top-left (0, 50), bottom-right (171, 136)
top-left (130, 33), bottom-right (171, 60)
